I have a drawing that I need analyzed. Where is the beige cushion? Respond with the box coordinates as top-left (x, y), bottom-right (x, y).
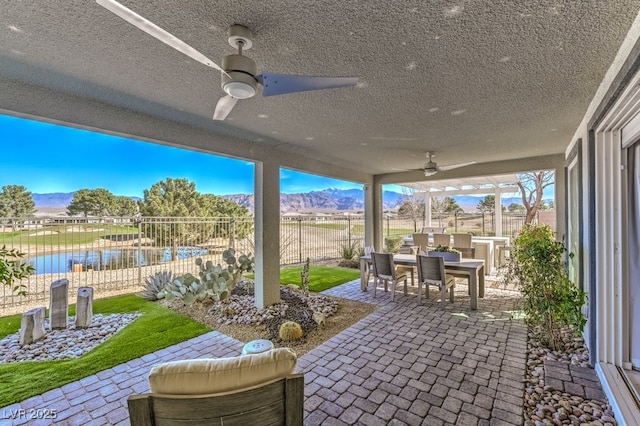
top-left (148, 347), bottom-right (297, 395)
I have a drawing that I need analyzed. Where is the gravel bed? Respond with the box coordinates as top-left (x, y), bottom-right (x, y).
top-left (524, 327), bottom-right (617, 426)
top-left (0, 313), bottom-right (141, 363)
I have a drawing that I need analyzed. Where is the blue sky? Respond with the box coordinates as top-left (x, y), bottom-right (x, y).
top-left (0, 114), bottom-right (366, 197)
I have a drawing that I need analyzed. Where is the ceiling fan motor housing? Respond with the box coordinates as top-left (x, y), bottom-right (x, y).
top-left (221, 54), bottom-right (258, 99)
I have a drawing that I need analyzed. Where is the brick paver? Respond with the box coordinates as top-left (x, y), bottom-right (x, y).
top-left (1, 278), bottom-right (599, 425)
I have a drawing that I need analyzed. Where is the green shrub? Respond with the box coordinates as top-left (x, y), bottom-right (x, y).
top-left (384, 235), bottom-right (403, 253)
top-left (502, 224), bottom-right (586, 351)
top-left (0, 246), bottom-right (34, 296)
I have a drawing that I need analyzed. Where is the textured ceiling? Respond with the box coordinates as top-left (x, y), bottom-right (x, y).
top-left (1, 1), bottom-right (640, 177)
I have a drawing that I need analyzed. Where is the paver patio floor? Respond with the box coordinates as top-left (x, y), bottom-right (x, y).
top-left (1, 279), bottom-right (528, 425)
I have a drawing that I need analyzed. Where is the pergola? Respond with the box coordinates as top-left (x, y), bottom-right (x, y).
top-left (401, 174), bottom-right (521, 237)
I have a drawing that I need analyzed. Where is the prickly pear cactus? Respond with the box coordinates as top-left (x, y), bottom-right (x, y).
top-left (167, 273), bottom-right (205, 306)
top-left (194, 249), bottom-right (255, 302)
top-left (279, 321), bottom-right (303, 341)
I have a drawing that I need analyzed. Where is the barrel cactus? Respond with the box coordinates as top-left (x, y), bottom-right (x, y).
top-left (279, 321), bottom-right (303, 341)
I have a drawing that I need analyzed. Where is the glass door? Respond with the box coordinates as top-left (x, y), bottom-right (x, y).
top-left (629, 142), bottom-right (640, 370)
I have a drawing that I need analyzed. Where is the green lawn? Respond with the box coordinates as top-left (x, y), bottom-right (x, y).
top-left (0, 266), bottom-right (358, 406)
top-left (279, 266), bottom-right (360, 292)
top-left (0, 224), bottom-right (138, 246)
top-left (0, 294), bottom-right (210, 407)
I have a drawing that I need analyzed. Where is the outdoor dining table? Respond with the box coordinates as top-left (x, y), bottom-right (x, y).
top-left (360, 254), bottom-right (486, 310)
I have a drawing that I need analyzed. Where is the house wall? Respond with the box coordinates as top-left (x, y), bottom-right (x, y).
top-left (565, 9), bottom-right (640, 424)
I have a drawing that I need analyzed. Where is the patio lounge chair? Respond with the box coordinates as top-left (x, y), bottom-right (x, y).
top-left (416, 254), bottom-right (456, 308)
top-left (127, 347), bottom-right (303, 426)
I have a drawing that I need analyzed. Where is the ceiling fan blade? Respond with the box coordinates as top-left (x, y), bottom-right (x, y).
top-left (213, 95), bottom-right (238, 121)
top-left (96, 0), bottom-right (226, 74)
top-left (439, 161), bottom-right (476, 171)
top-left (257, 73), bottom-right (358, 97)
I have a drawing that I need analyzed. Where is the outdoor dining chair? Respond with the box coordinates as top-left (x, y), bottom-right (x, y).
top-left (412, 233), bottom-right (431, 254)
top-left (371, 252), bottom-right (409, 301)
top-left (433, 233), bottom-right (452, 248)
top-left (416, 254), bottom-right (456, 308)
top-left (452, 233), bottom-right (472, 249)
top-left (455, 247), bottom-right (476, 259)
top-left (362, 246), bottom-right (375, 284)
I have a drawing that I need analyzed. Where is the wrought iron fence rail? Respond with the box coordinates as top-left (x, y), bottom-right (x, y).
top-left (0, 213), bottom-right (531, 313)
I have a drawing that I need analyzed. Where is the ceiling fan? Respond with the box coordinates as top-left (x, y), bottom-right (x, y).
top-left (96, 0), bottom-right (359, 120)
top-left (421, 152), bottom-right (475, 176)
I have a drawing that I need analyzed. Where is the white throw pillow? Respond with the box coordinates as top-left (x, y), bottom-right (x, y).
top-left (148, 347), bottom-right (297, 395)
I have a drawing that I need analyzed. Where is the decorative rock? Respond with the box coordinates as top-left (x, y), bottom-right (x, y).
top-left (75, 287), bottom-right (94, 328)
top-left (523, 326), bottom-right (618, 426)
top-left (1, 313), bottom-right (141, 363)
top-left (19, 307), bottom-right (46, 345)
top-left (313, 312), bottom-right (326, 327)
top-left (49, 279), bottom-right (69, 329)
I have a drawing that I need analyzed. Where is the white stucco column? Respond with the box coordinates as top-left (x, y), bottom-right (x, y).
top-left (424, 192), bottom-right (432, 227)
top-left (253, 160), bottom-right (281, 309)
top-left (494, 188), bottom-right (503, 236)
top-left (554, 163), bottom-right (566, 241)
top-left (371, 179), bottom-right (384, 251)
top-left (364, 184), bottom-right (374, 248)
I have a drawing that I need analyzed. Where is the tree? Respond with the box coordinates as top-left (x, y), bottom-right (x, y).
top-left (139, 178), bottom-right (253, 259)
top-left (397, 188), bottom-right (425, 226)
top-left (517, 171), bottom-right (554, 224)
top-left (507, 202), bottom-right (525, 213)
top-left (431, 196), bottom-right (462, 227)
top-left (476, 195), bottom-right (495, 213)
top-left (0, 185), bottom-right (36, 230)
top-left (201, 193), bottom-right (253, 247)
top-left (112, 196), bottom-right (138, 216)
top-left (67, 188), bottom-right (117, 217)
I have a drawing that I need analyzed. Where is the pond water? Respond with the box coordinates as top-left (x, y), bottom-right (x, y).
top-left (28, 246), bottom-right (209, 274)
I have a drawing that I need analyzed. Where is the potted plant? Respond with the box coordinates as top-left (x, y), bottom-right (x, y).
top-left (428, 245), bottom-right (461, 262)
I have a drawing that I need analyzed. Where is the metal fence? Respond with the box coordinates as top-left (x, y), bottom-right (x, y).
top-left (0, 213), bottom-right (535, 314)
top-left (382, 212), bottom-right (534, 238)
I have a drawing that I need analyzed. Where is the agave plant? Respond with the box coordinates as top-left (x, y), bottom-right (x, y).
top-left (139, 271), bottom-right (174, 301)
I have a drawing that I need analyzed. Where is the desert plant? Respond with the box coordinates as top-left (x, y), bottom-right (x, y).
top-left (140, 271), bottom-right (174, 301)
top-left (166, 273), bottom-right (205, 306)
top-left (222, 248), bottom-right (254, 281)
top-left (279, 321), bottom-right (303, 341)
top-left (301, 258), bottom-right (310, 296)
top-left (195, 248), bottom-right (255, 302)
top-left (339, 240), bottom-right (359, 260)
top-left (384, 235), bottom-right (403, 253)
top-left (0, 245), bottom-right (34, 296)
top-left (502, 224), bottom-right (586, 351)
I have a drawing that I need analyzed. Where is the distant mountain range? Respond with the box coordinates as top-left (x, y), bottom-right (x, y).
top-left (223, 188), bottom-right (405, 213)
top-left (31, 189), bottom-right (537, 213)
